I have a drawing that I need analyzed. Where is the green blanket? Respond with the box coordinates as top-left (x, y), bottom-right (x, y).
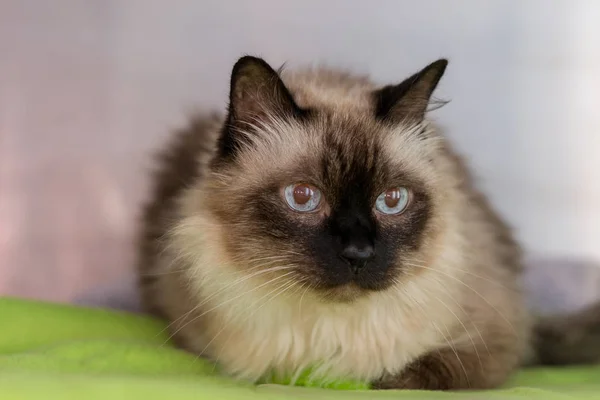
top-left (1, 297), bottom-right (598, 399)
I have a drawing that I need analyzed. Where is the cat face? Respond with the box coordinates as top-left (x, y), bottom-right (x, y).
top-left (199, 57), bottom-right (450, 302)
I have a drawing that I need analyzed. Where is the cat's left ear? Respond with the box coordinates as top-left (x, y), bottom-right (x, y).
top-left (217, 56), bottom-right (305, 161)
top-left (373, 59), bottom-right (448, 124)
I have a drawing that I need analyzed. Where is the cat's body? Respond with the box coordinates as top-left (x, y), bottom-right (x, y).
top-left (138, 57), bottom-right (597, 390)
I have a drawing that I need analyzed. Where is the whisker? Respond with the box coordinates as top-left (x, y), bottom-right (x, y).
top-left (405, 258), bottom-right (514, 291)
top-left (156, 266), bottom-right (295, 340)
top-left (391, 280), bottom-right (470, 388)
top-left (207, 278), bottom-right (301, 374)
top-left (419, 284), bottom-right (483, 372)
top-left (203, 279), bottom-right (297, 357)
top-left (403, 263), bottom-right (518, 337)
top-left (298, 282), bottom-right (313, 316)
top-left (163, 271), bottom-right (296, 345)
top-left (417, 273), bottom-right (492, 360)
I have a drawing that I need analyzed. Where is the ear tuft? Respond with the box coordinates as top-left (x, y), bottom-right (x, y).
top-left (216, 56), bottom-right (303, 161)
top-left (374, 59), bottom-right (448, 124)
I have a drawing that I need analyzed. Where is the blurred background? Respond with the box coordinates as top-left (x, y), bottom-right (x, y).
top-left (1, 0), bottom-right (599, 312)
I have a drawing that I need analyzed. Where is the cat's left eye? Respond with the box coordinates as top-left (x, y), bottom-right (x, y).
top-left (375, 187), bottom-right (411, 215)
top-left (284, 183), bottom-right (322, 212)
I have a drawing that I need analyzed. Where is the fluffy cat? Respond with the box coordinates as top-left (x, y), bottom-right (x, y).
top-left (137, 56), bottom-right (599, 390)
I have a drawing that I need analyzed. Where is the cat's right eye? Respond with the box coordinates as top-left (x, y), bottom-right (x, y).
top-left (284, 183), bottom-right (322, 212)
top-left (375, 187), bottom-right (411, 215)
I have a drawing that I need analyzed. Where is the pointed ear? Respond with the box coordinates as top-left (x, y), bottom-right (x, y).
top-left (373, 59), bottom-right (448, 124)
top-left (217, 56), bottom-right (304, 161)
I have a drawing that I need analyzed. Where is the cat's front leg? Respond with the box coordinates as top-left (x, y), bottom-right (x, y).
top-left (372, 342), bottom-right (519, 391)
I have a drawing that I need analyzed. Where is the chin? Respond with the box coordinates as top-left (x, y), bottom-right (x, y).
top-left (315, 278), bottom-right (396, 304)
top-left (318, 283), bottom-right (365, 303)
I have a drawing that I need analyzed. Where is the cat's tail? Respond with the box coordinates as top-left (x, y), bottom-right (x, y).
top-left (527, 300), bottom-right (600, 366)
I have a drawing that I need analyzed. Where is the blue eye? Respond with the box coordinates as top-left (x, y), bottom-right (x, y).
top-left (284, 183), bottom-right (322, 212)
top-left (375, 187), bottom-right (410, 215)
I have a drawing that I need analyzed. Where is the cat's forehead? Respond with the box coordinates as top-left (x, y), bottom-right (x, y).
top-left (315, 114), bottom-right (385, 186)
top-left (282, 67), bottom-right (376, 113)
top-left (235, 111), bottom-right (438, 195)
top-left (313, 114), bottom-right (438, 190)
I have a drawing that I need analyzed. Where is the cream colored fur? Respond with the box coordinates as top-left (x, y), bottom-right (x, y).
top-left (139, 65), bottom-right (529, 387)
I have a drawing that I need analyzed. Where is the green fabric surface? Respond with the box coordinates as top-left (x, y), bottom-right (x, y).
top-left (1, 297), bottom-right (598, 399)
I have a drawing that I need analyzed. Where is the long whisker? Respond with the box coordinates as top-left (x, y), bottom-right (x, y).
top-left (391, 279), bottom-right (470, 388)
top-left (203, 278), bottom-right (298, 357)
top-left (163, 271), bottom-right (296, 345)
top-left (417, 273), bottom-right (492, 360)
top-left (144, 250), bottom-right (303, 279)
top-left (298, 282), bottom-right (312, 316)
top-left (417, 282), bottom-right (483, 372)
top-left (154, 265), bottom-right (296, 339)
top-left (406, 258), bottom-right (514, 291)
top-left (207, 278), bottom-right (302, 374)
top-left (403, 263), bottom-right (518, 336)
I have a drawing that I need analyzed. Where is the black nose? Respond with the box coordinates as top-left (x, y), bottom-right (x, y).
top-left (340, 244), bottom-right (374, 272)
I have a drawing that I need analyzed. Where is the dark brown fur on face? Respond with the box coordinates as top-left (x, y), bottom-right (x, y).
top-left (137, 56), bottom-right (599, 390)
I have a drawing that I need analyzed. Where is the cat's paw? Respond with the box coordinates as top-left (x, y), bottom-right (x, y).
top-left (372, 352), bottom-right (471, 391)
top-left (373, 361), bottom-right (454, 390)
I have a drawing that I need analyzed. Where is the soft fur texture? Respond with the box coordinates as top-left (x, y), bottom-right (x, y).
top-left (137, 56), bottom-right (595, 390)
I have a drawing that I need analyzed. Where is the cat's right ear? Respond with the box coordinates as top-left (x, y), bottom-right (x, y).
top-left (216, 56), bottom-right (304, 161)
top-left (373, 59), bottom-right (448, 125)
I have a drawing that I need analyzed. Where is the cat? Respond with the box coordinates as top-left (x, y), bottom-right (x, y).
top-left (137, 56), bottom-right (599, 390)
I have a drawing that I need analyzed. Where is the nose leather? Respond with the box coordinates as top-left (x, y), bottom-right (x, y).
top-left (340, 244), bottom-right (374, 273)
